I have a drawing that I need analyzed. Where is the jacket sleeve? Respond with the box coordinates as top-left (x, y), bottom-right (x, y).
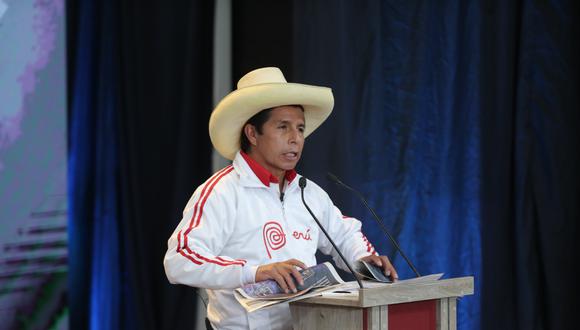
top-left (317, 192), bottom-right (378, 272)
top-left (163, 174), bottom-right (247, 290)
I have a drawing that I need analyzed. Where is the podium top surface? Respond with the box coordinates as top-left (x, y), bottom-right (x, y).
top-left (292, 276), bottom-right (474, 308)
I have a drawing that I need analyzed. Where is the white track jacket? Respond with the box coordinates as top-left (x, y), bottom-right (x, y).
top-left (164, 152), bottom-right (377, 329)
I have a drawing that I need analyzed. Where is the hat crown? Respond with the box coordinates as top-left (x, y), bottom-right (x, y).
top-left (237, 67), bottom-right (287, 89)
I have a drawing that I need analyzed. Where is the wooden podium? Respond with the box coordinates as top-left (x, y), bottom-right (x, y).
top-left (290, 277), bottom-right (474, 330)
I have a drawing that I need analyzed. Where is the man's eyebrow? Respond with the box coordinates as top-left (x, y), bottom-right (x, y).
top-left (276, 119), bottom-right (305, 126)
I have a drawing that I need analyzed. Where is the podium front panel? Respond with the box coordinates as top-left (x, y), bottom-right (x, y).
top-left (291, 298), bottom-right (457, 330)
top-left (290, 277), bottom-right (472, 329)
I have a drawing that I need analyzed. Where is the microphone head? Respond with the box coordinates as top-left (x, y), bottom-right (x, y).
top-left (326, 172), bottom-right (340, 184)
top-left (299, 177), bottom-right (307, 188)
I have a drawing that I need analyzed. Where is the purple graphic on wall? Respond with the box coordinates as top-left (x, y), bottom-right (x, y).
top-left (0, 0), bottom-right (67, 328)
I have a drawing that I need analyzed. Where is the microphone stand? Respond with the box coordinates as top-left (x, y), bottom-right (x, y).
top-left (327, 173), bottom-right (421, 277)
top-left (299, 177), bottom-right (364, 289)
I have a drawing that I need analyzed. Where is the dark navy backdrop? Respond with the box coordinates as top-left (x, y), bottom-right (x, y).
top-left (290, 1), bottom-right (579, 330)
top-left (68, 0), bottom-right (578, 329)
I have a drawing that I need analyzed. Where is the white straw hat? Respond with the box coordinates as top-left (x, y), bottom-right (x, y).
top-left (209, 67), bottom-right (334, 160)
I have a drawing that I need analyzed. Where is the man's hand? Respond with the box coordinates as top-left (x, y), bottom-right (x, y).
top-left (255, 259), bottom-right (307, 293)
top-left (359, 255), bottom-right (399, 282)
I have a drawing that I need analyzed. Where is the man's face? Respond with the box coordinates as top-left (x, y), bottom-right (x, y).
top-left (246, 105), bottom-right (305, 178)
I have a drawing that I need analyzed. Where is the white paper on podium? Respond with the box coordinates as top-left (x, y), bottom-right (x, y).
top-left (320, 273), bottom-right (444, 297)
top-left (391, 273), bottom-right (444, 285)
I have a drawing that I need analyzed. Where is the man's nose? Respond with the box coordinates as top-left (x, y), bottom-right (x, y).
top-left (288, 128), bottom-right (303, 143)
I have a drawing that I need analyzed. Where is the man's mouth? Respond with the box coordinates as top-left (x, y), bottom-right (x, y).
top-left (282, 152), bottom-right (299, 160)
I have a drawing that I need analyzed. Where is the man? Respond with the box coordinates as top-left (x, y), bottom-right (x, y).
top-left (164, 67), bottom-right (397, 329)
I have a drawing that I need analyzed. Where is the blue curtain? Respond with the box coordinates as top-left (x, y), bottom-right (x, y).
top-left (68, 0), bottom-right (215, 329)
top-left (293, 2), bottom-right (482, 328)
top-left (68, 0), bottom-right (121, 329)
top-left (292, 1), bottom-right (578, 329)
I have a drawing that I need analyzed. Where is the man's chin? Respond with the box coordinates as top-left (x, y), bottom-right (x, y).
top-left (281, 161), bottom-right (299, 171)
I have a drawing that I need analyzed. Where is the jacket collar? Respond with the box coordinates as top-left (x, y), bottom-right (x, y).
top-left (234, 151), bottom-right (297, 187)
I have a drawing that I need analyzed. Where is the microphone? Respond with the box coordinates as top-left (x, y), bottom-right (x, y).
top-left (327, 173), bottom-right (421, 277)
top-left (299, 177), bottom-right (364, 289)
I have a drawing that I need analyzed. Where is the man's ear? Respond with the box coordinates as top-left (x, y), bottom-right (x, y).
top-left (243, 124), bottom-right (258, 146)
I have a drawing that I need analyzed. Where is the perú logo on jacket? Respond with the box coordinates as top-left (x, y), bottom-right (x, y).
top-left (262, 221), bottom-right (286, 259)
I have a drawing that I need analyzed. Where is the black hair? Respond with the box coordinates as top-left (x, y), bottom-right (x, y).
top-left (240, 108), bottom-right (274, 153)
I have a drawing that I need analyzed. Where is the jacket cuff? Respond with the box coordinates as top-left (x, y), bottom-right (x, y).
top-left (241, 264), bottom-right (259, 285)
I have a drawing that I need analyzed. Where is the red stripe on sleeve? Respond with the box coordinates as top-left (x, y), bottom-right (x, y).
top-left (190, 166), bottom-right (232, 227)
top-left (179, 250), bottom-right (202, 265)
top-left (184, 247), bottom-right (246, 266)
top-left (216, 256), bottom-right (247, 264)
top-left (192, 166), bottom-right (235, 228)
top-left (362, 235), bottom-right (375, 253)
top-left (178, 166), bottom-right (245, 267)
top-left (177, 165), bottom-right (232, 252)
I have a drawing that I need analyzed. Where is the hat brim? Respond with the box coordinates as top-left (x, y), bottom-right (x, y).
top-left (209, 83), bottom-right (334, 160)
